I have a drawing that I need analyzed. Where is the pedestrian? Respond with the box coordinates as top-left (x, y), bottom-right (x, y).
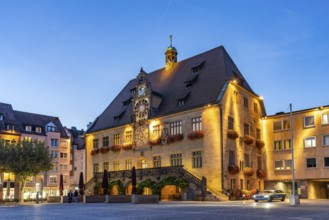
top-left (73, 189), bottom-right (78, 203)
top-left (36, 192), bottom-right (39, 204)
top-left (68, 190), bottom-right (73, 203)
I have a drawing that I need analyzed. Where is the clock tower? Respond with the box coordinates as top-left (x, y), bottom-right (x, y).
top-left (133, 68), bottom-right (151, 148)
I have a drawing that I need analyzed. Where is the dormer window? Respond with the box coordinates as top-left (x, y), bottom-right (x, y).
top-left (130, 88), bottom-right (136, 96)
top-left (0, 114), bottom-right (4, 121)
top-left (176, 91), bottom-right (190, 107)
top-left (36, 127), bottom-right (42, 133)
top-left (192, 67), bottom-right (199, 74)
top-left (25, 126), bottom-right (32, 132)
top-left (7, 124), bottom-right (14, 131)
top-left (46, 122), bottom-right (57, 132)
top-left (177, 100), bottom-right (185, 106)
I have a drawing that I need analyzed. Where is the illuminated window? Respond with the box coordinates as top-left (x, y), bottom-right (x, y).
top-left (153, 156), bottom-right (161, 168)
top-left (50, 139), bottom-right (58, 147)
top-left (304, 116), bottom-right (315, 128)
top-left (192, 117), bottom-right (202, 131)
top-left (304, 137), bottom-right (316, 148)
top-left (273, 121), bottom-right (282, 131)
top-left (274, 141), bottom-right (282, 150)
top-left (153, 125), bottom-right (161, 137)
top-left (283, 120), bottom-right (290, 130)
top-left (170, 121), bottom-right (182, 135)
top-left (103, 162), bottom-right (109, 171)
top-left (25, 126), bottom-right (32, 132)
top-left (323, 135), bottom-right (329, 146)
top-left (125, 131), bottom-right (132, 143)
top-left (284, 139), bottom-right (292, 150)
top-left (113, 161), bottom-right (120, 171)
top-left (49, 175), bottom-right (57, 184)
top-left (60, 153), bottom-right (67, 158)
top-left (324, 157), bottom-right (329, 167)
top-left (306, 158), bottom-right (316, 168)
top-left (36, 127), bottom-right (42, 133)
top-left (141, 159), bottom-right (147, 168)
top-left (93, 163), bottom-right (99, 173)
top-left (114, 134), bottom-right (120, 145)
top-left (170, 153), bottom-right (182, 166)
top-left (103, 136), bottom-right (109, 147)
top-left (24, 136), bottom-right (32, 142)
top-left (93, 139), bottom-right (99, 149)
top-left (63, 175), bottom-right (68, 184)
top-left (192, 151), bottom-right (202, 168)
top-left (125, 159), bottom-right (132, 170)
top-left (228, 117), bottom-right (234, 130)
top-left (322, 114), bottom-right (329, 125)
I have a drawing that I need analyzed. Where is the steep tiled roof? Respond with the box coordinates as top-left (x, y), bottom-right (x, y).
top-left (87, 46), bottom-right (257, 133)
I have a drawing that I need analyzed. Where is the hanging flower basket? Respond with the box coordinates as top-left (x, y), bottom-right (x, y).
top-left (228, 164), bottom-right (240, 175)
top-left (122, 143), bottom-right (133, 150)
top-left (256, 140), bottom-right (265, 149)
top-left (91, 148), bottom-right (99, 155)
top-left (188, 131), bottom-right (204, 140)
top-left (243, 135), bottom-right (255, 145)
top-left (148, 137), bottom-right (161, 146)
top-left (166, 134), bottom-right (184, 144)
top-left (227, 130), bottom-right (239, 139)
top-left (257, 169), bottom-right (266, 179)
top-left (100, 146), bottom-right (110, 154)
top-left (110, 145), bottom-right (121, 152)
top-left (243, 167), bottom-right (255, 176)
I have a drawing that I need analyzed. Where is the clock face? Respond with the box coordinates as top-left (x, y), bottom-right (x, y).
top-left (138, 86), bottom-right (145, 96)
top-left (135, 99), bottom-right (149, 119)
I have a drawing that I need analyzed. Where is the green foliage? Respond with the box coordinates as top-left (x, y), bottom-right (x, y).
top-left (152, 177), bottom-right (189, 195)
top-left (109, 180), bottom-right (125, 195)
top-left (136, 179), bottom-right (156, 194)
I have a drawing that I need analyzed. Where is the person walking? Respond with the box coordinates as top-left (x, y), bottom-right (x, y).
top-left (68, 190), bottom-right (73, 203)
top-left (73, 189), bottom-right (78, 203)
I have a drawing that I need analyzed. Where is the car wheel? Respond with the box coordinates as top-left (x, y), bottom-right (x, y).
top-left (254, 200), bottom-right (258, 202)
top-left (268, 196), bottom-right (273, 202)
top-left (281, 196), bottom-right (285, 201)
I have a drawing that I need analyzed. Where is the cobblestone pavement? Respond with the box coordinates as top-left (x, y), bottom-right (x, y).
top-left (1, 200), bottom-right (329, 220)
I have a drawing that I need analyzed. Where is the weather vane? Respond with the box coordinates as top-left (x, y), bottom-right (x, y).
top-left (169, 34), bottom-right (173, 47)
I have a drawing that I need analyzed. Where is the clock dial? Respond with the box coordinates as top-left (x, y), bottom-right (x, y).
top-left (135, 99), bottom-right (149, 119)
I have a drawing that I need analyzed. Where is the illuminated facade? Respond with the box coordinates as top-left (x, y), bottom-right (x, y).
top-left (0, 102), bottom-right (71, 201)
top-left (85, 43), bottom-right (266, 200)
top-left (263, 106), bottom-right (329, 199)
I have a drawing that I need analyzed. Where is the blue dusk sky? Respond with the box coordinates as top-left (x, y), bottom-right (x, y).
top-left (0, 0), bottom-right (328, 130)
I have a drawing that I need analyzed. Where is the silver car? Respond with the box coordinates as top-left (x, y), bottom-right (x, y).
top-left (252, 189), bottom-right (286, 202)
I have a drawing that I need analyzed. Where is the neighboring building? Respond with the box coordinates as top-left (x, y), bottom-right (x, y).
top-left (85, 42), bottom-right (266, 200)
top-left (0, 102), bottom-right (71, 200)
top-left (65, 127), bottom-right (85, 190)
top-left (263, 105), bottom-right (329, 199)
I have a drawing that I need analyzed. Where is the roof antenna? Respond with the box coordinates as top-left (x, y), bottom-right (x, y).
top-left (169, 34), bottom-right (173, 47)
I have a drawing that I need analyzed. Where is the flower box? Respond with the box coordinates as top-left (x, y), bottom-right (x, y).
top-left (256, 140), bottom-right (265, 149)
top-left (110, 145), bottom-right (121, 152)
top-left (228, 164), bottom-right (240, 175)
top-left (243, 135), bottom-right (254, 145)
top-left (187, 131), bottom-right (204, 140)
top-left (227, 130), bottom-right (239, 139)
top-left (122, 143), bottom-right (133, 150)
top-left (100, 147), bottom-right (110, 154)
top-left (148, 137), bottom-right (161, 146)
top-left (166, 134), bottom-right (184, 144)
top-left (91, 148), bottom-right (99, 155)
top-left (257, 169), bottom-right (266, 178)
top-left (243, 167), bottom-right (255, 176)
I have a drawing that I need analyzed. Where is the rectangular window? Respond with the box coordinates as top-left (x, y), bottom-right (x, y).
top-left (103, 162), bottom-right (109, 171)
top-left (256, 129), bottom-right (261, 139)
top-left (36, 127), bottom-right (42, 133)
top-left (324, 157), bottom-right (329, 167)
top-left (322, 114), bottom-right (329, 125)
top-left (254, 102), bottom-right (258, 113)
top-left (228, 117), bottom-right (234, 130)
top-left (93, 139), bottom-right (99, 149)
top-left (153, 125), bottom-right (161, 137)
top-left (60, 164), bottom-right (67, 171)
top-left (153, 156), bottom-right (161, 168)
top-left (244, 123), bottom-right (250, 136)
top-left (304, 116), bottom-right (315, 127)
top-left (244, 154), bottom-right (250, 167)
top-left (103, 136), bottom-right (109, 147)
top-left (49, 175), bottom-right (57, 184)
top-left (274, 141), bottom-right (282, 151)
top-left (50, 151), bottom-right (58, 158)
top-left (305, 137), bottom-right (316, 148)
top-left (284, 139), bottom-right (292, 150)
top-left (229, 150), bottom-right (236, 165)
top-left (25, 126), bottom-right (32, 132)
top-left (60, 153), bottom-right (67, 158)
top-left (170, 153), bottom-right (182, 166)
top-left (93, 163), bottom-right (99, 173)
top-left (7, 124), bottom-right (14, 131)
top-left (63, 175), bottom-right (68, 184)
top-left (192, 151), bottom-right (202, 168)
top-left (113, 161), bottom-right (120, 171)
top-left (283, 120), bottom-right (290, 130)
top-left (114, 134), bottom-right (120, 145)
top-left (51, 163), bottom-right (58, 171)
top-left (192, 117), bottom-right (202, 132)
top-left (125, 131), bottom-right (133, 143)
top-left (51, 139), bottom-right (58, 147)
top-left (273, 121), bottom-right (282, 131)
top-left (243, 97), bottom-right (248, 108)
top-left (274, 160), bottom-right (284, 170)
top-left (257, 156), bottom-right (262, 170)
top-left (285, 160), bottom-right (292, 169)
top-left (125, 159), bottom-right (132, 170)
top-left (323, 135), bottom-right (329, 146)
top-left (170, 121), bottom-right (182, 135)
top-left (306, 158), bottom-right (316, 168)
top-left (46, 126), bottom-right (56, 132)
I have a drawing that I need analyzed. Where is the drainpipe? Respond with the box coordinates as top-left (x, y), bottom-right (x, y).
top-left (219, 103), bottom-right (224, 191)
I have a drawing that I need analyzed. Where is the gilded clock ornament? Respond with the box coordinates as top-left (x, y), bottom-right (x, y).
top-left (135, 99), bottom-right (149, 119)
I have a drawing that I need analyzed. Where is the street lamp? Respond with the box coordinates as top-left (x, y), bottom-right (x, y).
top-left (289, 103), bottom-right (300, 206)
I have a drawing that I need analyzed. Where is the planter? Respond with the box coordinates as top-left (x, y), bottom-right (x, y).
top-left (243, 167), bottom-right (255, 176)
top-left (122, 143), bottom-right (133, 150)
top-left (243, 135), bottom-right (254, 145)
top-left (91, 148), bottom-right (99, 155)
top-left (148, 137), bottom-right (161, 146)
top-left (256, 140), bottom-right (265, 149)
top-left (187, 131), bottom-right (204, 140)
top-left (257, 169), bottom-right (266, 178)
top-left (100, 147), bottom-right (110, 154)
top-left (228, 164), bottom-right (240, 175)
top-left (110, 145), bottom-right (121, 152)
top-left (166, 134), bottom-right (184, 144)
top-left (227, 130), bottom-right (239, 139)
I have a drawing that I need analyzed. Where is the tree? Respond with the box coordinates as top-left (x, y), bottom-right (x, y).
top-left (132, 166), bottom-right (137, 194)
top-left (79, 172), bottom-right (84, 196)
top-left (6, 139), bottom-right (52, 203)
top-left (102, 169), bottom-right (109, 195)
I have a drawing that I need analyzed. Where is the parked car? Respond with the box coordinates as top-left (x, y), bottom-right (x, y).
top-left (252, 189), bottom-right (286, 202)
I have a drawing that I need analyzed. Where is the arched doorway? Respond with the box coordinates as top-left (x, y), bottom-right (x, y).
top-left (126, 183), bottom-right (132, 195)
top-left (111, 185), bottom-right (119, 195)
top-left (143, 187), bottom-right (152, 195)
top-left (161, 185), bottom-right (182, 200)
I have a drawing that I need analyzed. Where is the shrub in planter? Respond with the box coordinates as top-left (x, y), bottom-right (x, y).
top-left (148, 137), bottom-right (161, 146)
top-left (110, 145), bottom-right (121, 152)
top-left (122, 143), bottom-right (133, 150)
top-left (100, 147), bottom-right (110, 154)
top-left (243, 135), bottom-right (255, 145)
top-left (243, 167), bottom-right (255, 176)
top-left (228, 164), bottom-right (240, 175)
top-left (187, 131), bottom-right (204, 140)
top-left (91, 148), bottom-right (99, 155)
top-left (256, 140), bottom-right (265, 149)
top-left (227, 130), bottom-right (239, 139)
top-left (173, 134), bottom-right (184, 141)
top-left (257, 169), bottom-right (266, 178)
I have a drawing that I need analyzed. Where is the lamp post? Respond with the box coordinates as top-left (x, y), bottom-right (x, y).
top-left (289, 103), bottom-right (300, 206)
